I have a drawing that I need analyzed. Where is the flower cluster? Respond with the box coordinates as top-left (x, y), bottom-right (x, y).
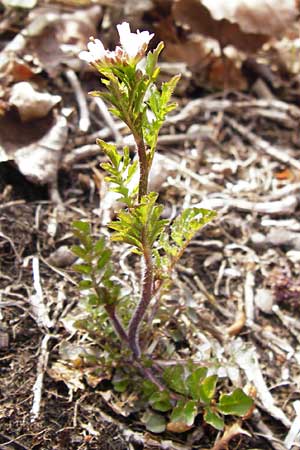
top-left (79, 22), bottom-right (154, 68)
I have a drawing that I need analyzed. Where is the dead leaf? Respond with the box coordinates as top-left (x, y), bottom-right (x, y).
top-left (173, 0), bottom-right (299, 53)
top-left (201, 0), bottom-right (299, 36)
top-left (9, 82), bottom-right (61, 122)
top-left (275, 168), bottom-right (295, 181)
top-left (207, 55), bottom-right (247, 90)
top-left (48, 245), bottom-right (77, 268)
top-left (0, 5), bottom-right (102, 78)
top-left (227, 311), bottom-right (246, 336)
top-left (210, 422), bottom-right (251, 450)
top-left (27, 5), bottom-right (103, 76)
top-left (0, 113), bottom-right (68, 184)
top-left (164, 35), bottom-right (208, 67)
top-left (173, 0), bottom-right (268, 52)
top-left (48, 361), bottom-right (85, 391)
top-left (166, 421), bottom-right (194, 433)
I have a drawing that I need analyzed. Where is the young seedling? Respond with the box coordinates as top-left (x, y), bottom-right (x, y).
top-left (72, 22), bottom-right (254, 433)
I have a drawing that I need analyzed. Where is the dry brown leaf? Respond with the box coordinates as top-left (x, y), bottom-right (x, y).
top-left (207, 56), bottom-right (247, 90)
top-left (166, 421), bottom-right (194, 433)
top-left (173, 0), bottom-right (267, 52)
top-left (173, 0), bottom-right (299, 52)
top-left (9, 82), bottom-right (61, 122)
top-left (202, 0), bottom-right (299, 36)
top-left (164, 36), bottom-right (207, 67)
top-left (27, 5), bottom-right (102, 76)
top-left (48, 361), bottom-right (85, 391)
top-left (210, 422), bottom-right (250, 450)
top-left (0, 5), bottom-right (102, 78)
top-left (227, 311), bottom-right (246, 336)
top-left (0, 113), bottom-right (68, 184)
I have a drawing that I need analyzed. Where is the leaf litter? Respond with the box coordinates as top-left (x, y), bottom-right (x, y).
top-left (1, 0), bottom-right (300, 449)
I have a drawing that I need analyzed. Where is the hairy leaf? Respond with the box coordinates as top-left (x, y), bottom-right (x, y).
top-left (109, 192), bottom-right (167, 252)
top-left (171, 208), bottom-right (216, 246)
top-left (99, 140), bottom-right (138, 206)
top-left (157, 208), bottom-right (216, 278)
top-left (143, 74), bottom-right (180, 161)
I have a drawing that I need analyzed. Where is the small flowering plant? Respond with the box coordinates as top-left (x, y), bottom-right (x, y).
top-left (72, 22), bottom-right (253, 434)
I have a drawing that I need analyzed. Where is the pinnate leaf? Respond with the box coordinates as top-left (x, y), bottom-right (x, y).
top-left (171, 208), bottom-right (216, 246)
top-left (109, 192), bottom-right (167, 252)
top-left (99, 140), bottom-right (138, 206)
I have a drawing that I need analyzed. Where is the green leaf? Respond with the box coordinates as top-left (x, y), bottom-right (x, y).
top-left (143, 73), bottom-right (180, 161)
top-left (149, 391), bottom-right (172, 412)
top-left (112, 372), bottom-right (129, 393)
top-left (98, 140), bottom-right (122, 168)
top-left (186, 367), bottom-right (208, 400)
top-left (163, 365), bottom-right (187, 395)
top-left (170, 400), bottom-right (198, 427)
top-left (87, 294), bottom-right (101, 306)
top-left (78, 280), bottom-right (93, 290)
top-left (199, 375), bottom-right (218, 404)
top-left (97, 249), bottom-right (111, 270)
top-left (94, 237), bottom-right (106, 255)
top-left (71, 245), bottom-right (89, 260)
top-left (99, 140), bottom-right (138, 206)
top-left (217, 388), bottom-right (254, 416)
top-left (144, 412), bottom-right (166, 433)
top-left (109, 192), bottom-right (167, 251)
top-left (73, 264), bottom-right (92, 275)
top-left (204, 407), bottom-right (224, 431)
top-left (72, 221), bottom-right (90, 234)
top-left (145, 42), bottom-right (164, 79)
top-left (142, 380), bottom-right (158, 398)
top-left (157, 208), bottom-right (216, 276)
top-left (171, 208), bottom-right (216, 247)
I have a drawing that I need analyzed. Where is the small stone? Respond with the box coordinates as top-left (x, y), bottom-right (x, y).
top-left (255, 288), bottom-right (274, 314)
top-left (48, 246), bottom-right (77, 268)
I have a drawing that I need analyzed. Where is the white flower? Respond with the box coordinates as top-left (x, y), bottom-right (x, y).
top-left (79, 38), bottom-right (106, 63)
top-left (79, 22), bottom-right (154, 67)
top-left (117, 22), bottom-right (154, 61)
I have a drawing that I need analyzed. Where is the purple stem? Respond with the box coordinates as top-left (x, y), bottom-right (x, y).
top-left (128, 239), bottom-right (153, 358)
